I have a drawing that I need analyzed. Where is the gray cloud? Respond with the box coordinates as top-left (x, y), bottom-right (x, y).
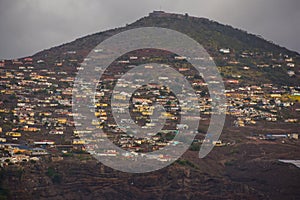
top-left (0, 0), bottom-right (299, 59)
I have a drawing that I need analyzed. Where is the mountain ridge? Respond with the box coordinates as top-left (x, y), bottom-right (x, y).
top-left (29, 11), bottom-right (300, 86)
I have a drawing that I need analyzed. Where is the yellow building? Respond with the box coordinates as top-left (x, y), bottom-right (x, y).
top-left (95, 103), bottom-right (108, 107)
top-left (113, 94), bottom-right (127, 100)
top-left (57, 118), bottom-right (67, 124)
top-left (6, 132), bottom-right (22, 137)
top-left (73, 139), bottom-right (85, 145)
top-left (23, 127), bottom-right (40, 132)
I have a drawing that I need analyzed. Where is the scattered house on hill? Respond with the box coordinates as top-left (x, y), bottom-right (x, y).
top-left (31, 148), bottom-right (49, 156)
top-left (0, 137), bottom-right (6, 143)
top-left (34, 140), bottom-right (55, 146)
top-left (289, 133), bottom-right (299, 140)
top-left (73, 139), bottom-right (85, 145)
top-left (219, 48), bottom-right (230, 54)
top-left (176, 124), bottom-right (189, 130)
top-left (5, 132), bottom-right (22, 138)
top-left (12, 145), bottom-right (31, 155)
top-left (212, 140), bottom-right (226, 147)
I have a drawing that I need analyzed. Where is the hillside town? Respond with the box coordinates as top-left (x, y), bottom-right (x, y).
top-left (1, 8), bottom-right (300, 199)
top-left (0, 45), bottom-right (299, 167)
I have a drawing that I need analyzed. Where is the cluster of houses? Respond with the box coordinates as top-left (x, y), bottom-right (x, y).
top-left (247, 133), bottom-right (299, 142)
top-left (225, 85), bottom-right (300, 127)
top-left (0, 43), bottom-right (299, 165)
top-left (0, 142), bottom-right (49, 167)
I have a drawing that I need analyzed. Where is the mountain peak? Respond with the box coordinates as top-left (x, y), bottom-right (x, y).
top-left (32, 11), bottom-right (299, 86)
top-left (148, 11), bottom-right (188, 18)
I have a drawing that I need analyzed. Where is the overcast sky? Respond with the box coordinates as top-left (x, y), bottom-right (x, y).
top-left (0, 0), bottom-right (299, 59)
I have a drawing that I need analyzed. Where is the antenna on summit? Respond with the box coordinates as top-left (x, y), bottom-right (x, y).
top-left (159, 4), bottom-right (162, 11)
top-left (159, 0), bottom-right (164, 11)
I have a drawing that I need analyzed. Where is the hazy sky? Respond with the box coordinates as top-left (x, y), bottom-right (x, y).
top-left (0, 0), bottom-right (299, 59)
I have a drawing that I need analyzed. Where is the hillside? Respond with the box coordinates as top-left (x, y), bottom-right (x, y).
top-left (1, 11), bottom-right (300, 200)
top-left (34, 11), bottom-right (299, 58)
top-left (31, 11), bottom-right (300, 86)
